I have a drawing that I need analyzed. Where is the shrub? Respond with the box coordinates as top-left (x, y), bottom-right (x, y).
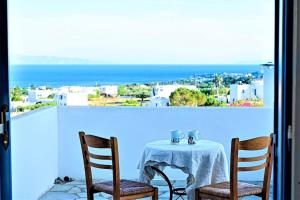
top-left (17, 102), bottom-right (57, 112)
top-left (122, 99), bottom-right (140, 106)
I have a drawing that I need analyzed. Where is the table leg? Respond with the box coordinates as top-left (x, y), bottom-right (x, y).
top-left (150, 166), bottom-right (187, 200)
top-left (150, 166), bottom-right (173, 200)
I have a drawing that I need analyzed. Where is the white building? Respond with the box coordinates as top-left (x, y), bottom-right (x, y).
top-left (28, 87), bottom-right (54, 103)
top-left (55, 93), bottom-right (88, 106)
top-left (100, 85), bottom-right (118, 97)
top-left (54, 86), bottom-right (89, 106)
top-left (148, 97), bottom-right (170, 107)
top-left (149, 84), bottom-right (197, 107)
top-left (229, 65), bottom-right (274, 107)
top-left (82, 87), bottom-right (98, 95)
top-left (10, 101), bottom-right (31, 112)
top-left (263, 65), bottom-right (274, 108)
top-left (230, 80), bottom-right (263, 102)
top-left (152, 84), bottom-right (197, 98)
top-left (55, 86), bottom-right (82, 94)
top-left (214, 95), bottom-right (228, 103)
top-left (55, 86), bottom-right (98, 95)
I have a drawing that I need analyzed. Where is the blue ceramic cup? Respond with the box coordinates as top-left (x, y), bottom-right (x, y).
top-left (170, 130), bottom-right (185, 144)
top-left (187, 130), bottom-right (200, 141)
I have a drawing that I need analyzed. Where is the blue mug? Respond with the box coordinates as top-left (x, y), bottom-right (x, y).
top-left (170, 130), bottom-right (185, 144)
top-left (187, 130), bottom-right (200, 144)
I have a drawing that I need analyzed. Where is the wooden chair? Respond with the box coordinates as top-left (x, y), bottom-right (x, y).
top-left (195, 134), bottom-right (273, 200)
top-left (79, 132), bottom-right (158, 200)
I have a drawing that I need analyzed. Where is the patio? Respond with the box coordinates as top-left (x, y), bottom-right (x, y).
top-left (11, 106), bottom-right (274, 200)
top-left (39, 180), bottom-right (272, 200)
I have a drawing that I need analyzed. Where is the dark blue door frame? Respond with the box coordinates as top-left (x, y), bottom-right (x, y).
top-left (0, 0), bottom-right (293, 199)
top-left (274, 0), bottom-right (293, 199)
top-left (0, 0), bottom-right (12, 199)
top-left (280, 0), bottom-right (293, 198)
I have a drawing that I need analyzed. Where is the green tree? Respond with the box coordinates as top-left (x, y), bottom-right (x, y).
top-left (11, 87), bottom-right (24, 101)
top-left (191, 90), bottom-right (206, 106)
top-left (135, 92), bottom-right (150, 103)
top-left (170, 88), bottom-right (207, 106)
top-left (205, 96), bottom-right (220, 106)
top-left (118, 85), bottom-right (151, 97)
top-left (118, 85), bottom-right (127, 96)
top-left (204, 96), bottom-right (226, 106)
top-left (170, 88), bottom-right (195, 106)
top-left (213, 75), bottom-right (223, 95)
top-left (218, 85), bottom-right (230, 95)
top-left (47, 94), bottom-right (55, 99)
top-left (199, 83), bottom-right (214, 95)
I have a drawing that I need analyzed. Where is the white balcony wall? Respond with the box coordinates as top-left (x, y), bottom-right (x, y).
top-left (11, 106), bottom-right (273, 199)
top-left (57, 107), bottom-right (273, 182)
top-left (11, 107), bottom-right (58, 200)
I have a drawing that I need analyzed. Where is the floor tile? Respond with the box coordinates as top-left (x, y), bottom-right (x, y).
top-left (39, 180), bottom-right (273, 200)
top-left (40, 192), bottom-right (77, 200)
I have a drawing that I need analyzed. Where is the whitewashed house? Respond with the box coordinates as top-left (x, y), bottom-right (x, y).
top-left (55, 86), bottom-right (82, 94)
top-left (28, 87), bottom-right (54, 103)
top-left (54, 86), bottom-right (89, 106)
top-left (55, 86), bottom-right (98, 95)
top-left (230, 80), bottom-right (263, 102)
top-left (230, 65), bottom-right (274, 107)
top-left (149, 84), bottom-right (197, 107)
top-left (55, 93), bottom-right (88, 106)
top-left (100, 85), bottom-right (118, 97)
top-left (263, 65), bottom-right (274, 108)
top-left (148, 97), bottom-right (170, 107)
top-left (82, 87), bottom-right (98, 95)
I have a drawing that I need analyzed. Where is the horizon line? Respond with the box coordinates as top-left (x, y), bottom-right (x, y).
top-left (10, 63), bottom-right (272, 66)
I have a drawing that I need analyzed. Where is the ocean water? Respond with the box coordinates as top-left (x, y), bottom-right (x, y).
top-left (9, 64), bottom-right (262, 87)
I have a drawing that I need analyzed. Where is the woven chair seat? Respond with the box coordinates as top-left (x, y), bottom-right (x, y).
top-left (93, 179), bottom-right (155, 196)
top-left (198, 181), bottom-right (262, 198)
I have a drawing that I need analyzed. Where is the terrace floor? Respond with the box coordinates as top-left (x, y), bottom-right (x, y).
top-left (39, 180), bottom-right (272, 200)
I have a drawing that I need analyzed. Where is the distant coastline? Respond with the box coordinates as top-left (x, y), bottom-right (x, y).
top-left (9, 64), bottom-right (262, 88)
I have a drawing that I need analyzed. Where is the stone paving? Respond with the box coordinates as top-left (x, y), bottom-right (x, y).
top-left (39, 180), bottom-right (272, 200)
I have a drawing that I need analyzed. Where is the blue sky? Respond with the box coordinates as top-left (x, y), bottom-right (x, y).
top-left (9, 0), bottom-right (274, 64)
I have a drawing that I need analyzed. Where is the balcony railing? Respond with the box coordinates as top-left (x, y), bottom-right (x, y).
top-left (11, 106), bottom-right (273, 200)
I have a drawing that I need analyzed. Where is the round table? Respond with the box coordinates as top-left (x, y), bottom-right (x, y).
top-left (138, 139), bottom-right (229, 200)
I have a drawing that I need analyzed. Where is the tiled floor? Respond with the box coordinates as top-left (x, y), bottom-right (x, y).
top-left (39, 180), bottom-right (272, 200)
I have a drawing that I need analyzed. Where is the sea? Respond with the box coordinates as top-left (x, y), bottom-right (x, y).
top-left (9, 64), bottom-right (263, 88)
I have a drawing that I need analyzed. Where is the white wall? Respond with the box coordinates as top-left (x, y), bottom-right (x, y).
top-left (11, 107), bottom-right (58, 200)
top-left (263, 66), bottom-right (275, 108)
top-left (57, 106), bottom-right (273, 181)
top-left (10, 106), bottom-right (274, 200)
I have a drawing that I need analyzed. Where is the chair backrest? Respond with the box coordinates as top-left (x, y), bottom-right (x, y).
top-left (230, 134), bottom-right (273, 200)
top-left (79, 132), bottom-right (120, 197)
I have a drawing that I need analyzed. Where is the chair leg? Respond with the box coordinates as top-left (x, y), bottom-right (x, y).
top-left (152, 187), bottom-right (158, 200)
top-left (195, 189), bottom-right (201, 200)
top-left (87, 190), bottom-right (94, 200)
top-left (262, 192), bottom-right (269, 200)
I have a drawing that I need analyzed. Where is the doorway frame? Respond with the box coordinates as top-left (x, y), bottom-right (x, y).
top-left (0, 0), bottom-right (295, 199)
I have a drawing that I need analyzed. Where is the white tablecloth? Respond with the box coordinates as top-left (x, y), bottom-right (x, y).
top-left (138, 139), bottom-right (229, 199)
